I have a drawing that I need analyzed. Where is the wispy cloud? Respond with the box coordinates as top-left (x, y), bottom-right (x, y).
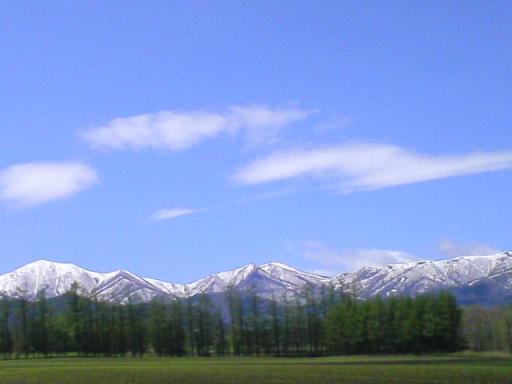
top-left (438, 239), bottom-right (500, 258)
top-left (81, 105), bottom-right (311, 151)
top-left (150, 208), bottom-right (201, 221)
top-left (301, 241), bottom-right (418, 273)
top-left (149, 187), bottom-right (299, 223)
top-left (0, 162), bottom-right (98, 207)
top-left (234, 142), bottom-right (512, 191)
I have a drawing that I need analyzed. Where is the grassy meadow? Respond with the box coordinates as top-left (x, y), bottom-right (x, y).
top-left (0, 354), bottom-right (510, 384)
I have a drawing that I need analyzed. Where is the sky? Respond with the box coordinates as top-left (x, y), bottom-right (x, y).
top-left (0, 1), bottom-right (511, 282)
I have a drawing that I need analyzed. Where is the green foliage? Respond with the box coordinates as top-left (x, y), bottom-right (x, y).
top-left (324, 291), bottom-right (463, 354)
top-left (463, 305), bottom-right (512, 352)
top-left (0, 285), bottom-right (496, 359)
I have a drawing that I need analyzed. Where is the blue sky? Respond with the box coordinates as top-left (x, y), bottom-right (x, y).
top-left (0, 1), bottom-right (511, 282)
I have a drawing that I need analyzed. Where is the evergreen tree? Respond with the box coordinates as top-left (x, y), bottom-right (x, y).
top-left (149, 299), bottom-right (166, 356)
top-left (269, 296), bottom-right (280, 356)
top-left (281, 293), bottom-right (291, 356)
top-left (66, 282), bottom-right (82, 355)
top-left (185, 297), bottom-right (195, 356)
top-left (15, 290), bottom-right (30, 358)
top-left (34, 289), bottom-right (50, 356)
top-left (226, 285), bottom-right (243, 356)
top-left (0, 297), bottom-right (12, 357)
top-left (292, 295), bottom-right (305, 355)
top-left (214, 311), bottom-right (228, 356)
top-left (127, 299), bottom-right (146, 357)
top-left (170, 300), bottom-right (185, 356)
top-left (196, 294), bottom-right (214, 356)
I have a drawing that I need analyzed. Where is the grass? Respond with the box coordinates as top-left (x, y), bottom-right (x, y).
top-left (0, 354), bottom-right (511, 383)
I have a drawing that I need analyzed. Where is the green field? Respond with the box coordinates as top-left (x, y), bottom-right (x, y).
top-left (0, 354), bottom-right (510, 383)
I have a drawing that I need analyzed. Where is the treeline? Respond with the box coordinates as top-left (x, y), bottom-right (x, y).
top-left (463, 306), bottom-right (512, 352)
top-left (326, 292), bottom-right (462, 354)
top-left (0, 284), bottom-right (463, 358)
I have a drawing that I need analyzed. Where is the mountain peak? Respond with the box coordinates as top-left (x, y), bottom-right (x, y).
top-left (1, 251), bottom-right (512, 304)
top-left (13, 259), bottom-right (99, 277)
top-left (260, 261), bottom-right (296, 270)
top-left (18, 259), bottom-right (73, 269)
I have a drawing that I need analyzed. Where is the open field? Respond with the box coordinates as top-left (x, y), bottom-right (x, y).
top-left (0, 354), bottom-right (511, 384)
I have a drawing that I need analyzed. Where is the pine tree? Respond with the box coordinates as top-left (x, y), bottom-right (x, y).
top-left (185, 297), bottom-right (195, 356)
top-left (250, 287), bottom-right (261, 356)
top-left (0, 297), bottom-right (12, 357)
top-left (281, 294), bottom-right (291, 356)
top-left (15, 290), bottom-right (30, 358)
top-left (226, 285), bottom-right (243, 356)
top-left (127, 299), bottom-right (145, 357)
top-left (171, 300), bottom-right (185, 356)
top-left (66, 282), bottom-right (82, 355)
top-left (214, 311), bottom-right (227, 356)
top-left (269, 296), bottom-right (280, 356)
top-left (292, 294), bottom-right (305, 355)
top-left (116, 304), bottom-right (129, 356)
top-left (34, 289), bottom-right (50, 356)
top-left (150, 299), bottom-right (166, 356)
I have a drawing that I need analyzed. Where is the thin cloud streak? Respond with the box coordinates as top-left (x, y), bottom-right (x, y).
top-left (0, 162), bottom-right (98, 207)
top-left (234, 142), bottom-right (512, 191)
top-left (81, 105), bottom-right (311, 151)
top-left (149, 187), bottom-right (301, 223)
top-left (150, 208), bottom-right (201, 221)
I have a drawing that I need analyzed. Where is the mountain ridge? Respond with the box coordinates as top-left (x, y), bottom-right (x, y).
top-left (0, 259), bottom-right (329, 303)
top-left (1, 251), bottom-right (511, 304)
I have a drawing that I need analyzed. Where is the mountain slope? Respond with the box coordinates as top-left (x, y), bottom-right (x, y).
top-left (334, 251), bottom-right (512, 299)
top-left (0, 260), bottom-right (104, 299)
top-left (0, 260), bottom-right (327, 303)
top-left (0, 260), bottom-right (186, 303)
top-left (0, 251), bottom-right (511, 304)
top-left (186, 262), bottom-right (329, 298)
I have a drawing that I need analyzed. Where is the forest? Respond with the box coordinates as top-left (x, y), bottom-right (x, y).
top-left (0, 283), bottom-right (507, 359)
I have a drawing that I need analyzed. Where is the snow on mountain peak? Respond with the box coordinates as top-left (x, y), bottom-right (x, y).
top-left (1, 251), bottom-right (512, 303)
top-left (335, 251), bottom-right (512, 298)
top-left (0, 260), bottom-right (103, 299)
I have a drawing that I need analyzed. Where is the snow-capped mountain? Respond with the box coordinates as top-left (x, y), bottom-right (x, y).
top-left (334, 251), bottom-right (512, 299)
top-left (187, 262), bottom-right (330, 298)
top-left (0, 260), bottom-right (187, 303)
top-left (0, 260), bottom-right (329, 303)
top-left (0, 251), bottom-right (511, 304)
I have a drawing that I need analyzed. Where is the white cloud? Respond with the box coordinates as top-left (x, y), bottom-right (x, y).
top-left (149, 188), bottom-right (297, 223)
top-left (301, 241), bottom-right (418, 273)
top-left (150, 208), bottom-right (200, 221)
top-left (438, 239), bottom-right (499, 258)
top-left (81, 105), bottom-right (311, 151)
top-left (234, 142), bottom-right (512, 191)
top-left (0, 162), bottom-right (98, 206)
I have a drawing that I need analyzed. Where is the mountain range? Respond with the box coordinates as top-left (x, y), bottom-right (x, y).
top-left (0, 251), bottom-right (511, 305)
